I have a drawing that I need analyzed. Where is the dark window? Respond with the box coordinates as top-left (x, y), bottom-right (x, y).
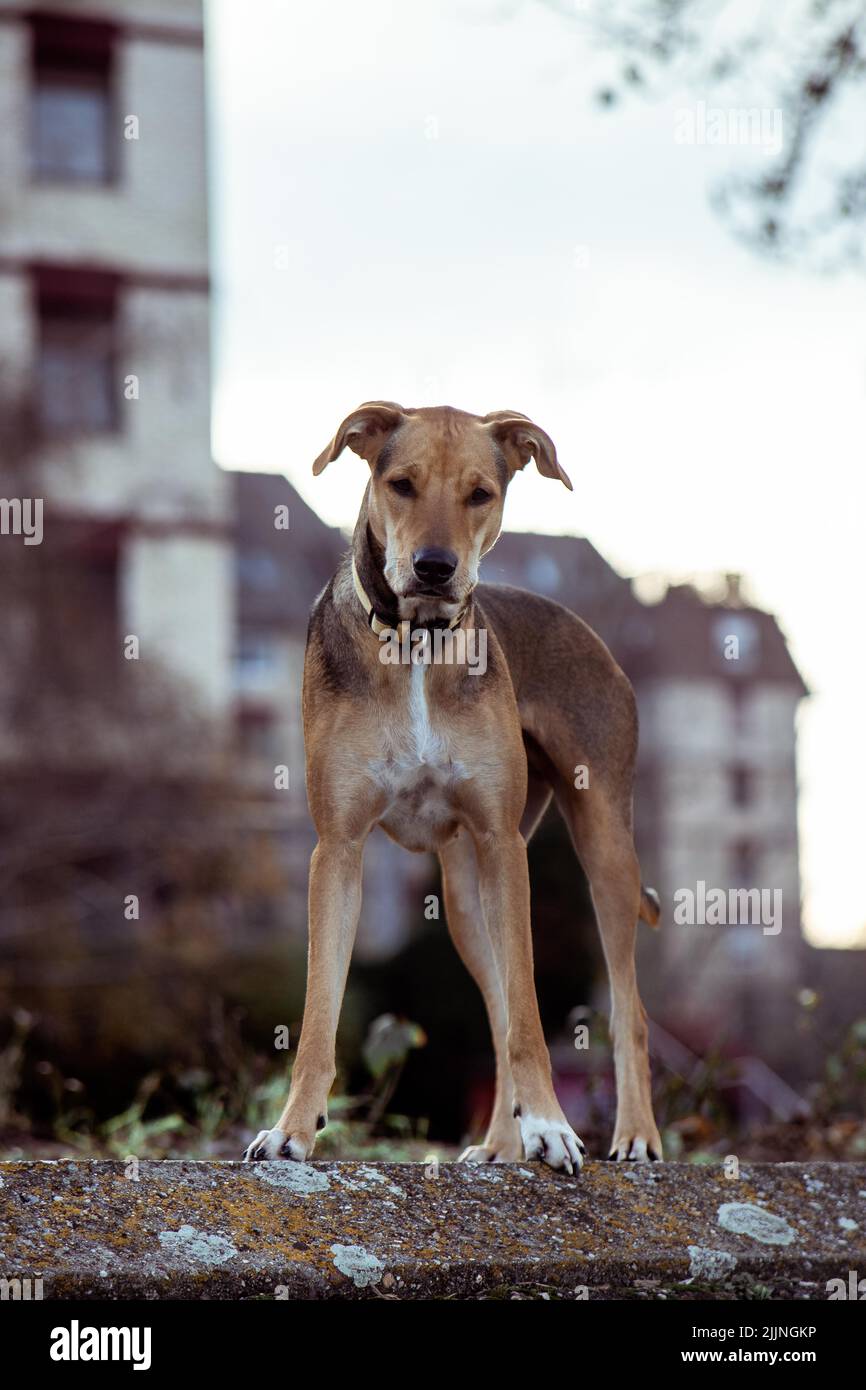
top-left (35, 269), bottom-right (119, 434)
top-left (238, 552), bottom-right (282, 591)
top-left (714, 612), bottom-right (760, 673)
top-left (238, 709), bottom-right (279, 762)
top-left (730, 681), bottom-right (750, 733)
top-left (731, 839), bottom-right (758, 889)
top-left (12, 521), bottom-right (122, 707)
top-left (235, 634), bottom-right (280, 692)
top-left (30, 15), bottom-right (116, 184)
top-left (731, 765), bottom-right (753, 807)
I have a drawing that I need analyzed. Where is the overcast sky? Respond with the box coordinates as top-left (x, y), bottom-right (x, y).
top-left (205, 0), bottom-right (866, 949)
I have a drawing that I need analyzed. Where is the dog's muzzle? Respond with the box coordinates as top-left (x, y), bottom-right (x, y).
top-left (352, 558), bottom-right (466, 638)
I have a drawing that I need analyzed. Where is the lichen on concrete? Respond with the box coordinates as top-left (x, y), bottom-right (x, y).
top-left (330, 1243), bottom-right (385, 1288)
top-left (717, 1203), bottom-right (796, 1246)
top-left (1, 1159), bottom-right (863, 1299)
top-left (687, 1246), bottom-right (738, 1279)
top-left (158, 1225), bottom-right (237, 1267)
top-left (251, 1163), bottom-right (330, 1194)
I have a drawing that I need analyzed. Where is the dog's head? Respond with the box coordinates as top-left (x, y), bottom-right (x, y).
top-left (313, 402), bottom-right (572, 620)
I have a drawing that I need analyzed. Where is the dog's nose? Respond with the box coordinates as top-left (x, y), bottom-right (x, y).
top-left (412, 547), bottom-right (458, 585)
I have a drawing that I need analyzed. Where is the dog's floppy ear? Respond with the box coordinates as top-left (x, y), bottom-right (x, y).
top-left (482, 410), bottom-right (572, 491)
top-left (313, 401), bottom-right (406, 475)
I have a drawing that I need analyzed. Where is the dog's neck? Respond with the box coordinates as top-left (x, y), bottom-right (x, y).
top-left (351, 506), bottom-right (402, 630)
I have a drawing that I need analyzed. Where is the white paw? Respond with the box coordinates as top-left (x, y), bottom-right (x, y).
top-left (519, 1114), bottom-right (585, 1175)
top-left (242, 1128), bottom-right (308, 1163)
top-left (609, 1134), bottom-right (661, 1162)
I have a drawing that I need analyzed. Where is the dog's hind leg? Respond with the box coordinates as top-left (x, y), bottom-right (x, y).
top-left (556, 784), bottom-right (662, 1161)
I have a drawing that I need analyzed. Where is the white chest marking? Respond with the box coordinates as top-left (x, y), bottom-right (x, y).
top-left (407, 639), bottom-right (446, 766)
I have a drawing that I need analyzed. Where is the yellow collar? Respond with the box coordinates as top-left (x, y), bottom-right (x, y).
top-left (351, 558), bottom-right (465, 638)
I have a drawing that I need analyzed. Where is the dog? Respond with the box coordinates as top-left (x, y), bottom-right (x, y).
top-left (244, 402), bottom-right (662, 1172)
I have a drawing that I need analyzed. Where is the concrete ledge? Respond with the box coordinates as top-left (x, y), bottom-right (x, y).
top-left (1, 1160), bottom-right (865, 1299)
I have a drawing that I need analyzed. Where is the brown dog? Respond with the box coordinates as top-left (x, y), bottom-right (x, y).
top-left (244, 402), bottom-right (662, 1172)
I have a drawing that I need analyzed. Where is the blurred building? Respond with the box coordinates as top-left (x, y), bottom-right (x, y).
top-left (626, 578), bottom-right (808, 1059)
top-left (0, 0), bottom-right (231, 719)
top-left (233, 471), bottom-right (342, 774)
top-left (481, 530), bottom-right (653, 664)
top-left (230, 471), bottom-right (339, 943)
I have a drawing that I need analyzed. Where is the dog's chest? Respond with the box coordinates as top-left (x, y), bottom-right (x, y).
top-left (369, 661), bottom-right (466, 852)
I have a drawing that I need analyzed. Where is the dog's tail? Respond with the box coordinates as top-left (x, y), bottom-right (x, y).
top-left (639, 884), bottom-right (661, 928)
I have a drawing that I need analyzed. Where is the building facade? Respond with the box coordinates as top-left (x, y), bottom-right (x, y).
top-left (0, 0), bottom-right (231, 721)
top-left (628, 581), bottom-right (808, 1065)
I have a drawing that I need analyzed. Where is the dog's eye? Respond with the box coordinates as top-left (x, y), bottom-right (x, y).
top-left (468, 487), bottom-right (493, 506)
top-left (389, 478), bottom-right (415, 498)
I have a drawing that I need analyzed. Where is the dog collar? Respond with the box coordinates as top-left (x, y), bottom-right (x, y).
top-left (351, 558), bottom-right (466, 638)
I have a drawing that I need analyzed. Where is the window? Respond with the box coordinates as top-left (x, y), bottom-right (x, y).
top-left (35, 269), bottom-right (119, 434)
top-left (526, 553), bottom-right (562, 595)
top-left (235, 635), bottom-right (281, 694)
top-left (731, 839), bottom-right (759, 889)
top-left (714, 612), bottom-right (760, 671)
top-left (238, 710), bottom-right (280, 762)
top-left (730, 681), bottom-right (750, 734)
top-left (238, 551), bottom-right (282, 592)
top-left (731, 765), bottom-right (753, 807)
top-left (30, 15), bottom-right (115, 184)
top-left (40, 529), bottom-right (122, 695)
top-left (33, 70), bottom-right (111, 181)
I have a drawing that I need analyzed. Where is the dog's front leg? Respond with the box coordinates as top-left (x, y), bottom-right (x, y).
top-left (244, 836), bottom-right (364, 1162)
top-left (474, 829), bottom-right (585, 1175)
